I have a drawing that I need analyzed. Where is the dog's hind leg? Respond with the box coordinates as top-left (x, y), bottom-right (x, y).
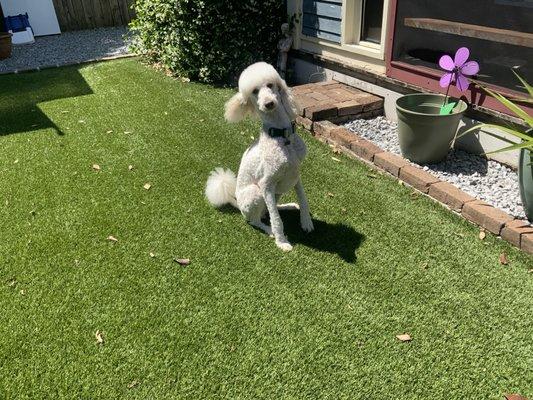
top-left (277, 203), bottom-right (300, 211)
top-left (249, 220), bottom-right (273, 237)
top-left (238, 184), bottom-right (273, 237)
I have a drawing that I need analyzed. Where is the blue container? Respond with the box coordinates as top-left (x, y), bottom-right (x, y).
top-left (4, 14), bottom-right (32, 33)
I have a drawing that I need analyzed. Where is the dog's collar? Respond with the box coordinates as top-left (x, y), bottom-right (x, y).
top-left (266, 122), bottom-right (295, 145)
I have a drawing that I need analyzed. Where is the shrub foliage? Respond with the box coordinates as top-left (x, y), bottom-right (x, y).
top-left (129, 0), bottom-right (286, 83)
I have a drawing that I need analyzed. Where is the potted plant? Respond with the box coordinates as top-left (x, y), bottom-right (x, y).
top-left (458, 71), bottom-right (533, 222)
top-left (396, 47), bottom-right (479, 164)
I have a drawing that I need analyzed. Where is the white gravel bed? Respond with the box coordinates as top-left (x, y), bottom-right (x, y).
top-left (0, 27), bottom-right (131, 74)
top-left (344, 116), bottom-right (527, 221)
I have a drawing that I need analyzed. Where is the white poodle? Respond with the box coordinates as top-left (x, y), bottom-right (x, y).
top-left (205, 62), bottom-right (314, 251)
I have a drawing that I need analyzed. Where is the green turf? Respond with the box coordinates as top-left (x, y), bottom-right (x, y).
top-left (0, 59), bottom-right (531, 399)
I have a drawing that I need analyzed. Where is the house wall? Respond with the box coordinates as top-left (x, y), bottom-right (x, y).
top-left (51, 0), bottom-right (135, 31)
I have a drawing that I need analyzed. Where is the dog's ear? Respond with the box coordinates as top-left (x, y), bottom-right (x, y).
top-left (224, 92), bottom-right (254, 123)
top-left (279, 79), bottom-right (299, 120)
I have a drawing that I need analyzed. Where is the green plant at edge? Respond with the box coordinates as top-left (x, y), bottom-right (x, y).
top-left (457, 70), bottom-right (533, 155)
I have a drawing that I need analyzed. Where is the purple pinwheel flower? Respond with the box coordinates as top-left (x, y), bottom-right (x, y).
top-left (439, 47), bottom-right (479, 92)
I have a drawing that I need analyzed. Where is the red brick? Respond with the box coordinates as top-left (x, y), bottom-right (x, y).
top-left (330, 127), bottom-right (354, 148)
top-left (462, 200), bottom-right (514, 235)
top-left (349, 137), bottom-right (383, 162)
top-left (399, 165), bottom-right (440, 193)
top-left (501, 219), bottom-right (533, 248)
top-left (327, 89), bottom-right (357, 102)
top-left (521, 233), bottom-right (533, 254)
top-left (374, 152), bottom-right (409, 177)
top-left (304, 103), bottom-right (338, 120)
top-left (363, 98), bottom-right (384, 112)
top-left (312, 120), bottom-right (337, 138)
top-left (295, 115), bottom-right (313, 131)
top-left (315, 83), bottom-right (344, 93)
top-left (313, 80), bottom-right (338, 86)
top-left (291, 87), bottom-right (313, 95)
top-left (336, 100), bottom-right (364, 116)
top-left (428, 181), bottom-right (476, 212)
top-left (308, 91), bottom-right (330, 101)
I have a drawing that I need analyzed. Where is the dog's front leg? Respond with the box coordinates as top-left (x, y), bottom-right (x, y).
top-left (261, 181), bottom-right (292, 252)
top-left (295, 179), bottom-right (314, 232)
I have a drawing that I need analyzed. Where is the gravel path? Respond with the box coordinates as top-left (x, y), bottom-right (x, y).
top-left (0, 27), bottom-right (131, 74)
top-left (344, 116), bottom-right (527, 221)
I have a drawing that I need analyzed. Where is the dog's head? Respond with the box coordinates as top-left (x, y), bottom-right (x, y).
top-left (224, 62), bottom-right (298, 123)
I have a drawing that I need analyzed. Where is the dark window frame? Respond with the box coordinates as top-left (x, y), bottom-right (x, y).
top-left (384, 0), bottom-right (533, 117)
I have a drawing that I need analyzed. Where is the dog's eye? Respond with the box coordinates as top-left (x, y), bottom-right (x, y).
top-left (252, 88), bottom-right (259, 95)
top-left (267, 83), bottom-right (273, 89)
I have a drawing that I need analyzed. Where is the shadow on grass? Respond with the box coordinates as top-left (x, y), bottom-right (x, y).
top-left (281, 210), bottom-right (364, 263)
top-left (217, 207), bottom-right (364, 262)
top-left (0, 66), bottom-right (93, 136)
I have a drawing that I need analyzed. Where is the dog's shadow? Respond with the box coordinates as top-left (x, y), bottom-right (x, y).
top-left (219, 207), bottom-right (364, 262)
top-left (281, 210), bottom-right (364, 263)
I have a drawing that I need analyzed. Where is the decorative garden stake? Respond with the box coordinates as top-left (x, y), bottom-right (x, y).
top-left (438, 47), bottom-right (479, 115)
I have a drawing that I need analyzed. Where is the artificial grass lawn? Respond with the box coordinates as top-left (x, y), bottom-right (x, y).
top-left (0, 59), bottom-right (531, 399)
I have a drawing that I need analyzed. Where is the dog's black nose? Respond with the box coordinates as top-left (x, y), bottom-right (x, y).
top-left (265, 101), bottom-right (275, 110)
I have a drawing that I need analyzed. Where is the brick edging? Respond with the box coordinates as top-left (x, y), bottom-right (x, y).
top-left (296, 116), bottom-right (533, 255)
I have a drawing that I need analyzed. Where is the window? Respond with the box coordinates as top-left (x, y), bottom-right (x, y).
top-left (389, 0), bottom-right (533, 95)
top-left (361, 0), bottom-right (384, 44)
top-left (300, 0), bottom-right (388, 58)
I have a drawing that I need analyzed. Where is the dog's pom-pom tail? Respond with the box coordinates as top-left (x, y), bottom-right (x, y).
top-left (205, 168), bottom-right (238, 208)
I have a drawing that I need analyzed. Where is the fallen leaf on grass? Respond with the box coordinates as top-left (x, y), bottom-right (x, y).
top-left (95, 330), bottom-right (105, 345)
top-left (396, 333), bottom-right (412, 342)
top-left (528, 269), bottom-right (533, 274)
top-left (504, 394), bottom-right (528, 400)
top-left (7, 278), bottom-right (17, 287)
top-left (143, 183), bottom-right (152, 190)
top-left (128, 165), bottom-right (134, 171)
top-left (327, 192), bottom-right (335, 198)
top-left (149, 252), bottom-right (155, 258)
top-left (124, 131), bottom-right (132, 134)
top-left (331, 157), bottom-right (341, 162)
top-left (341, 207), bottom-right (347, 213)
top-left (127, 380), bottom-right (140, 389)
top-left (78, 120), bottom-right (85, 124)
top-left (92, 164), bottom-right (101, 171)
top-left (479, 230), bottom-right (486, 240)
top-left (499, 253), bottom-right (509, 265)
top-left (14, 159), bottom-right (19, 164)
top-left (107, 235), bottom-right (118, 243)
top-left (174, 258), bottom-right (190, 266)
top-left (106, 130), bottom-right (113, 134)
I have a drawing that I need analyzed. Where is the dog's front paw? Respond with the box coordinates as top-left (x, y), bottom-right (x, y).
top-left (301, 215), bottom-right (314, 233)
top-left (276, 241), bottom-right (293, 252)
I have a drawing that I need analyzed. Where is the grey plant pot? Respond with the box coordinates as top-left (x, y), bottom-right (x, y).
top-left (396, 93), bottom-right (468, 164)
top-left (518, 146), bottom-right (533, 222)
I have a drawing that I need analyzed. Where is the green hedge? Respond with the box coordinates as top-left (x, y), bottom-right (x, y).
top-left (129, 0), bottom-right (286, 84)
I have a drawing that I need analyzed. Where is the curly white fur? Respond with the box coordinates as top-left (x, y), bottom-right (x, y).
top-left (206, 62), bottom-right (313, 252)
top-left (205, 168), bottom-right (237, 208)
